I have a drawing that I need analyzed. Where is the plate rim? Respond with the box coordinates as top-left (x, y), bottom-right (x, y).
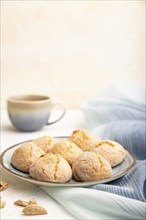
top-left (0, 138), bottom-right (136, 187)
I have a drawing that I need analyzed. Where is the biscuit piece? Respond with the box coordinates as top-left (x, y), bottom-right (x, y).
top-left (50, 140), bottom-right (83, 166)
top-left (69, 129), bottom-right (101, 151)
top-left (11, 142), bottom-right (45, 172)
top-left (29, 153), bottom-right (72, 183)
top-left (72, 151), bottom-right (112, 182)
top-left (92, 140), bottom-right (126, 167)
top-left (33, 136), bottom-right (55, 153)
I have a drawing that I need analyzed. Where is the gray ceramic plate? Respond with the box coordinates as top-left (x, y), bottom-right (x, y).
top-left (0, 137), bottom-right (136, 187)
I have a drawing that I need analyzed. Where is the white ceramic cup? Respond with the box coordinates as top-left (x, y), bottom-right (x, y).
top-left (7, 94), bottom-right (66, 132)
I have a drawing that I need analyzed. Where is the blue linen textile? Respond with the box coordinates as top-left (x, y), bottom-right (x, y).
top-left (81, 84), bottom-right (146, 202)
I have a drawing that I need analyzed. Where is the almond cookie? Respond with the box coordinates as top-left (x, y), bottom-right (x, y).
top-left (50, 140), bottom-right (83, 166)
top-left (69, 129), bottom-right (101, 151)
top-left (72, 151), bottom-right (112, 182)
top-left (92, 140), bottom-right (126, 167)
top-left (33, 136), bottom-right (55, 153)
top-left (29, 153), bottom-right (72, 183)
top-left (11, 142), bottom-right (45, 172)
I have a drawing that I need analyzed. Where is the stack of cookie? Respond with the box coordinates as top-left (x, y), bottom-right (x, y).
top-left (11, 129), bottom-right (126, 183)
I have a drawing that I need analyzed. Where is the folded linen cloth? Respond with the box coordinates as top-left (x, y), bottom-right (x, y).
top-left (81, 83), bottom-right (146, 202)
top-left (40, 187), bottom-right (145, 220)
top-left (41, 84), bottom-right (146, 219)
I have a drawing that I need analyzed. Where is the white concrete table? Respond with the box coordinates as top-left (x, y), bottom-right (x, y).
top-left (0, 109), bottom-right (86, 220)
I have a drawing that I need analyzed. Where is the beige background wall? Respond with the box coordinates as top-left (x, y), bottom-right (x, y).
top-left (1, 0), bottom-right (145, 108)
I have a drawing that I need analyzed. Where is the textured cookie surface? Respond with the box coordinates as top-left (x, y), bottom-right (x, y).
top-left (33, 135), bottom-right (55, 153)
top-left (50, 140), bottom-right (83, 166)
top-left (11, 142), bottom-right (45, 172)
top-left (72, 151), bottom-right (112, 182)
top-left (69, 129), bottom-right (101, 151)
top-left (92, 140), bottom-right (126, 167)
top-left (29, 153), bottom-right (72, 183)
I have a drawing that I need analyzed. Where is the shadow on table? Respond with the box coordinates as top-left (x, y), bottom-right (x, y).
top-left (1, 124), bottom-right (22, 133)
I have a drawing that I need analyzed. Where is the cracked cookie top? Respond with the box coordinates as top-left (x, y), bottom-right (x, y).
top-left (50, 140), bottom-right (83, 166)
top-left (33, 135), bottom-right (55, 153)
top-left (29, 153), bottom-right (72, 183)
top-left (72, 151), bottom-right (112, 182)
top-left (92, 140), bottom-right (126, 167)
top-left (69, 129), bottom-right (101, 151)
top-left (11, 142), bottom-right (45, 172)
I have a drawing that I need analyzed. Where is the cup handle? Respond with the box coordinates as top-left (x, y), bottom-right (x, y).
top-left (46, 103), bottom-right (66, 125)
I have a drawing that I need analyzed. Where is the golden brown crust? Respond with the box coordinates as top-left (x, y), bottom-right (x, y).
top-left (33, 136), bottom-right (55, 153)
top-left (11, 142), bottom-right (45, 172)
top-left (69, 129), bottom-right (101, 151)
top-left (50, 140), bottom-right (83, 166)
top-left (29, 153), bottom-right (72, 183)
top-left (92, 140), bottom-right (126, 167)
top-left (72, 151), bottom-right (112, 182)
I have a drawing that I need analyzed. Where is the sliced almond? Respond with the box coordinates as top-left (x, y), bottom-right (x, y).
top-left (14, 198), bottom-right (37, 207)
top-left (28, 198), bottom-right (37, 205)
top-left (0, 181), bottom-right (8, 192)
top-left (22, 204), bottom-right (48, 215)
top-left (14, 200), bottom-right (29, 207)
top-left (0, 198), bottom-right (6, 209)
